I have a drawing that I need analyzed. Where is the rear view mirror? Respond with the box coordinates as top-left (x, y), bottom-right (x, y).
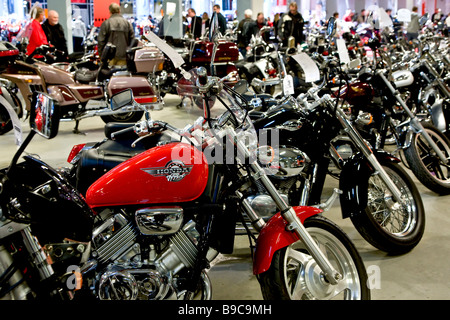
top-left (29, 92), bottom-right (59, 139)
top-left (233, 80), bottom-right (249, 95)
top-left (419, 13), bottom-right (429, 26)
top-left (111, 89), bottom-right (134, 111)
top-left (327, 17), bottom-right (336, 38)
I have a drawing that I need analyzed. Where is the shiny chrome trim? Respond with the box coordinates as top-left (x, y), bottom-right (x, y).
top-left (135, 207), bottom-right (184, 235)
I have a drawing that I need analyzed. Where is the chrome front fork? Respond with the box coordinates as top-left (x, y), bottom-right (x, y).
top-left (232, 130), bottom-right (342, 285)
top-left (377, 70), bottom-right (450, 164)
top-left (334, 104), bottom-right (406, 203)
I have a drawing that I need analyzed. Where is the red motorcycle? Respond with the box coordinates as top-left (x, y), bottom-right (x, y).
top-left (0, 62), bottom-right (369, 299)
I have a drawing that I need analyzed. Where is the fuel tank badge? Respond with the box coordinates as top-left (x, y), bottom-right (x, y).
top-left (141, 160), bottom-right (193, 182)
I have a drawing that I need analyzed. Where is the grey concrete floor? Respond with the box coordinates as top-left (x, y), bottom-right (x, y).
top-left (1, 93), bottom-right (450, 300)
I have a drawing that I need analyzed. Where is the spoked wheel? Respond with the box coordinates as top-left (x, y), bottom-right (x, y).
top-left (259, 215), bottom-right (370, 300)
top-left (404, 122), bottom-right (450, 195)
top-left (100, 111), bottom-right (144, 124)
top-left (350, 162), bottom-right (425, 254)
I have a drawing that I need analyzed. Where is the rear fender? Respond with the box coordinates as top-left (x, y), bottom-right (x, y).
top-left (339, 150), bottom-right (400, 219)
top-left (253, 206), bottom-right (322, 275)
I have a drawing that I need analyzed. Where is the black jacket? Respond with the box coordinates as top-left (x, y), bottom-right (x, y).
top-left (279, 11), bottom-right (304, 46)
top-left (41, 20), bottom-right (68, 59)
top-left (98, 13), bottom-right (135, 60)
top-left (189, 16), bottom-right (203, 39)
top-left (237, 18), bottom-right (256, 48)
top-left (217, 13), bottom-right (227, 35)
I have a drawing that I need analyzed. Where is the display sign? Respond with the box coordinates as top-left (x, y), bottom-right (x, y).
top-left (397, 8), bottom-right (411, 22)
top-left (291, 53), bottom-right (320, 83)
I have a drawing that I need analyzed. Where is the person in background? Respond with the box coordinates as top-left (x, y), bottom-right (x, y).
top-left (98, 3), bottom-right (135, 66)
top-left (237, 9), bottom-right (254, 57)
top-left (213, 4), bottom-right (227, 34)
top-left (356, 9), bottom-right (367, 25)
top-left (332, 12), bottom-right (342, 38)
top-left (255, 12), bottom-right (266, 29)
top-left (41, 10), bottom-right (68, 61)
top-left (406, 6), bottom-right (420, 41)
top-left (432, 9), bottom-right (443, 23)
top-left (445, 13), bottom-right (450, 36)
top-left (72, 16), bottom-right (87, 53)
top-left (187, 8), bottom-right (202, 40)
top-left (26, 7), bottom-right (48, 57)
top-left (279, 2), bottom-right (304, 47)
top-left (201, 12), bottom-right (210, 37)
top-left (273, 13), bottom-right (281, 40)
top-left (255, 12), bottom-right (269, 42)
top-left (343, 9), bottom-right (354, 22)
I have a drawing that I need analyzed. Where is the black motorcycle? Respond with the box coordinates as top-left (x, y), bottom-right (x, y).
top-left (339, 38), bottom-right (450, 195)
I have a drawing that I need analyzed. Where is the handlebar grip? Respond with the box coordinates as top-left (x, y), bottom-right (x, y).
top-left (111, 126), bottom-right (135, 140)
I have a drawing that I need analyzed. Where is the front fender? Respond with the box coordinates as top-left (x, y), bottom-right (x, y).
top-left (253, 206), bottom-right (322, 275)
top-left (339, 150), bottom-right (400, 219)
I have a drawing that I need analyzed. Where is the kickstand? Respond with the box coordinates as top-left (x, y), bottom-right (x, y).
top-left (73, 120), bottom-right (86, 135)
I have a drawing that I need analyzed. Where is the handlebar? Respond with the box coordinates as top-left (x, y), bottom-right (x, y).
top-left (110, 126), bottom-right (135, 140)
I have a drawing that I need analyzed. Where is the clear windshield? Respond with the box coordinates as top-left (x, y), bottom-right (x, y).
top-left (176, 68), bottom-right (259, 164)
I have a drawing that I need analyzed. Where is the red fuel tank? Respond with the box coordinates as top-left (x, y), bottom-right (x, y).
top-left (86, 143), bottom-right (209, 209)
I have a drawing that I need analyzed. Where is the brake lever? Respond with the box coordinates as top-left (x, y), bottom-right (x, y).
top-left (131, 120), bottom-right (163, 148)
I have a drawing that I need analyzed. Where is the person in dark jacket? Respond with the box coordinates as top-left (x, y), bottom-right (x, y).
top-left (213, 4), bottom-right (227, 35)
top-left (187, 8), bottom-right (202, 39)
top-left (41, 10), bottom-right (68, 61)
top-left (237, 9), bottom-right (254, 57)
top-left (98, 3), bottom-right (135, 66)
top-left (279, 2), bottom-right (304, 47)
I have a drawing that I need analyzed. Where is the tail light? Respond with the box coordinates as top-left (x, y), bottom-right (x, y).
top-left (67, 143), bottom-right (86, 164)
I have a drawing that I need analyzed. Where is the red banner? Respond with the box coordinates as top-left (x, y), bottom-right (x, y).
top-left (93, 0), bottom-right (119, 27)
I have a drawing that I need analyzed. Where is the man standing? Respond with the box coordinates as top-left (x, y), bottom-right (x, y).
top-left (98, 3), bottom-right (135, 66)
top-left (279, 2), bottom-right (304, 47)
top-left (237, 9), bottom-right (254, 57)
top-left (187, 8), bottom-right (202, 39)
top-left (41, 10), bottom-right (68, 61)
top-left (213, 4), bottom-right (227, 35)
top-left (406, 6), bottom-right (420, 41)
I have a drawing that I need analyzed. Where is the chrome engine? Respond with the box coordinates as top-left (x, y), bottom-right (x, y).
top-left (89, 209), bottom-right (215, 300)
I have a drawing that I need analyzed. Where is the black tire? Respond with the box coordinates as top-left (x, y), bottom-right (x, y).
top-left (259, 215), bottom-right (370, 300)
top-left (0, 103), bottom-right (13, 135)
top-left (403, 121), bottom-right (450, 195)
top-left (100, 111), bottom-right (144, 124)
top-left (350, 161), bottom-right (425, 255)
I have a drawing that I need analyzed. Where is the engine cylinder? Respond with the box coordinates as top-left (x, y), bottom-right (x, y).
top-left (0, 245), bottom-right (32, 300)
top-left (157, 221), bottom-right (199, 274)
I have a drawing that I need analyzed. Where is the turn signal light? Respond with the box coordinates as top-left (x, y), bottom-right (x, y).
top-left (67, 143), bottom-right (86, 164)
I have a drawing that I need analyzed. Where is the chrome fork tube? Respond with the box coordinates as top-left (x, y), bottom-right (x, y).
top-left (233, 132), bottom-right (341, 285)
top-left (377, 70), bottom-right (449, 164)
top-left (333, 103), bottom-right (405, 203)
top-left (21, 227), bottom-right (54, 280)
